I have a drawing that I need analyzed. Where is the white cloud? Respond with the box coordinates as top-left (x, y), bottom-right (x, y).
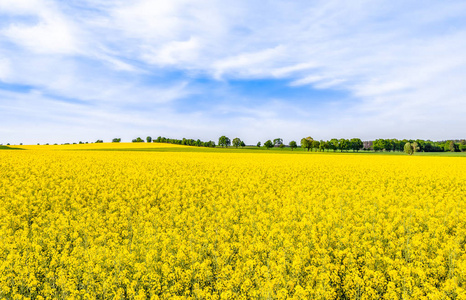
top-left (212, 45), bottom-right (286, 79)
top-left (0, 0), bottom-right (45, 14)
top-left (0, 58), bottom-right (10, 80)
top-left (4, 20), bottom-right (78, 54)
top-left (141, 37), bottom-right (201, 66)
top-left (1, 0), bottom-right (466, 143)
top-left (0, 0), bottom-right (81, 55)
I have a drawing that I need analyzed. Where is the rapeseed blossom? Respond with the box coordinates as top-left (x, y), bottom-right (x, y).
top-left (0, 144), bottom-right (465, 299)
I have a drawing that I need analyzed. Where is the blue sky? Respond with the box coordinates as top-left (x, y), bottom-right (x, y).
top-left (1, 0), bottom-right (466, 144)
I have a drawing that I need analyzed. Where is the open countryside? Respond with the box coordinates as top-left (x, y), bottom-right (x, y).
top-left (1, 143), bottom-right (465, 299)
top-left (2, 0), bottom-right (466, 299)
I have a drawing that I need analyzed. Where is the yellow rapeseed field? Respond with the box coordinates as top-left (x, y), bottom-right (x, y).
top-left (1, 144), bottom-right (465, 299)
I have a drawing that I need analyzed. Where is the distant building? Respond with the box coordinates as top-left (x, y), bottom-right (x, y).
top-left (363, 141), bottom-right (373, 150)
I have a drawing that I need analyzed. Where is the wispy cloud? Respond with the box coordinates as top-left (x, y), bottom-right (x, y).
top-left (1, 0), bottom-right (466, 144)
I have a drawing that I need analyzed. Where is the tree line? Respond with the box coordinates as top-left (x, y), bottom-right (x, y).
top-left (126, 136), bottom-right (217, 147)
top-left (10, 136), bottom-right (464, 154)
top-left (371, 138), bottom-right (466, 153)
top-left (115, 136), bottom-right (464, 153)
top-left (305, 138), bottom-right (466, 153)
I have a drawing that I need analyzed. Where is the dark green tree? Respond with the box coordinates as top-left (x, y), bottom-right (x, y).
top-left (338, 138), bottom-right (349, 152)
top-left (323, 141), bottom-right (330, 152)
top-left (460, 140), bottom-right (466, 152)
top-left (257, 141), bottom-right (261, 147)
top-left (373, 139), bottom-right (387, 151)
top-left (218, 136), bottom-right (231, 148)
top-left (264, 140), bottom-right (274, 149)
top-left (329, 139), bottom-right (338, 152)
top-left (301, 137), bottom-right (313, 152)
top-left (146, 136), bottom-right (152, 143)
top-left (319, 140), bottom-right (325, 152)
top-left (205, 141), bottom-right (216, 147)
top-left (289, 140), bottom-right (297, 151)
top-left (312, 140), bottom-right (320, 152)
top-left (240, 141), bottom-right (246, 148)
top-left (414, 139), bottom-right (425, 152)
top-left (350, 138), bottom-right (363, 152)
top-left (232, 137), bottom-right (242, 148)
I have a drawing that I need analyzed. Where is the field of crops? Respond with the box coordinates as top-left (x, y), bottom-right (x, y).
top-left (1, 143), bottom-right (465, 299)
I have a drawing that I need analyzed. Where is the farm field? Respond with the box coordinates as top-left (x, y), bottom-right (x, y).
top-left (7, 142), bottom-right (466, 157)
top-left (1, 143), bottom-right (465, 299)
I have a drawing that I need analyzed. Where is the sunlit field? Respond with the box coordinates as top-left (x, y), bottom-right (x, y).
top-left (1, 143), bottom-right (465, 299)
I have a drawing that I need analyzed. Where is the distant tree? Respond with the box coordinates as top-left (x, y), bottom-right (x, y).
top-left (373, 139), bottom-right (387, 151)
top-left (404, 142), bottom-right (413, 155)
top-left (273, 138), bottom-right (283, 147)
top-left (218, 136), bottom-right (231, 148)
top-left (289, 140), bottom-right (297, 151)
top-left (204, 140), bottom-right (215, 147)
top-left (257, 141), bottom-right (261, 147)
top-left (448, 140), bottom-right (456, 152)
top-left (338, 138), bottom-right (349, 152)
top-left (424, 142), bottom-right (433, 152)
top-left (96, 139), bottom-right (103, 143)
top-left (264, 140), bottom-right (274, 149)
top-left (232, 137), bottom-right (242, 148)
top-left (279, 143), bottom-right (285, 149)
top-left (404, 142), bottom-right (419, 155)
top-left (318, 140), bottom-right (324, 151)
top-left (218, 136), bottom-right (225, 147)
top-left (112, 138), bottom-right (121, 143)
top-left (323, 141), bottom-right (330, 152)
top-left (240, 141), bottom-right (246, 148)
top-left (350, 138), bottom-right (363, 152)
top-left (312, 140), bottom-right (320, 152)
top-left (132, 137), bottom-right (144, 143)
top-left (146, 136), bottom-right (152, 143)
top-left (414, 139), bottom-right (425, 152)
top-left (301, 136), bottom-right (313, 152)
top-left (384, 139), bottom-right (393, 152)
top-left (460, 140), bottom-right (466, 152)
top-left (393, 139), bottom-right (403, 152)
top-left (329, 139), bottom-right (338, 152)
top-left (413, 142), bottom-right (419, 153)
